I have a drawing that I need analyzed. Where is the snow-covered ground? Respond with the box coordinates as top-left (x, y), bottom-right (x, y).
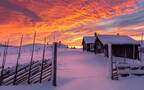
top-left (1, 47), bottom-right (144, 90)
top-left (0, 45), bottom-right (52, 68)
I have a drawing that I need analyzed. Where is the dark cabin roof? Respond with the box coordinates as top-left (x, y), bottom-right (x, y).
top-left (97, 35), bottom-right (139, 45)
top-left (83, 36), bottom-right (96, 44)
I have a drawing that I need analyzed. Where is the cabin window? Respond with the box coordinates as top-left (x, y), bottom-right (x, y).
top-left (90, 44), bottom-right (94, 49)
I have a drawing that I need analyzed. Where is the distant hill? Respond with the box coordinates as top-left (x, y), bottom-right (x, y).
top-left (0, 43), bottom-right (15, 47)
top-left (22, 43), bottom-right (68, 48)
top-left (0, 44), bottom-right (6, 47)
top-left (0, 42), bottom-right (68, 49)
top-left (57, 43), bottom-right (68, 48)
top-left (22, 43), bottom-right (45, 47)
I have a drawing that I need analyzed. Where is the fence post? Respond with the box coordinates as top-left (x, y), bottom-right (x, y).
top-left (108, 43), bottom-right (113, 80)
top-left (0, 40), bottom-right (9, 85)
top-left (40, 38), bottom-right (46, 83)
top-left (52, 42), bottom-right (57, 86)
top-left (140, 45), bottom-right (143, 63)
top-left (13, 35), bottom-right (23, 85)
top-left (28, 32), bottom-right (36, 84)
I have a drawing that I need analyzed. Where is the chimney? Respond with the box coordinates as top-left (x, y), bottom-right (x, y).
top-left (94, 32), bottom-right (97, 37)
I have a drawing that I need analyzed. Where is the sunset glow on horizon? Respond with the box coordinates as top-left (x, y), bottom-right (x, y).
top-left (0, 0), bottom-right (144, 46)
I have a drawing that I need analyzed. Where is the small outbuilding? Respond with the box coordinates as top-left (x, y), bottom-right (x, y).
top-left (94, 34), bottom-right (140, 59)
top-left (82, 36), bottom-right (96, 52)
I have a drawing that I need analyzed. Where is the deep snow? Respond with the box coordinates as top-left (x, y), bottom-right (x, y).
top-left (0, 47), bottom-right (144, 90)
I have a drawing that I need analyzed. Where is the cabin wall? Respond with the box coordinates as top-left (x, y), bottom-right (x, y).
top-left (90, 43), bottom-right (95, 51)
top-left (94, 40), bottom-right (139, 59)
top-left (85, 44), bottom-right (95, 52)
top-left (106, 45), bottom-right (139, 59)
top-left (83, 44), bottom-right (87, 51)
top-left (82, 39), bottom-right (86, 51)
top-left (82, 40), bottom-right (95, 52)
top-left (104, 45), bottom-right (108, 57)
top-left (94, 38), bottom-right (104, 54)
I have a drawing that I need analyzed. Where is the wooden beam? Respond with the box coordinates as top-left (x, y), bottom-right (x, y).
top-left (108, 43), bottom-right (113, 80)
top-left (40, 38), bottom-right (46, 83)
top-left (28, 32), bottom-right (36, 84)
top-left (13, 35), bottom-right (23, 85)
top-left (52, 42), bottom-right (57, 86)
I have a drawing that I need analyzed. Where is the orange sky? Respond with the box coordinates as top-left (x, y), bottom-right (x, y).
top-left (0, 0), bottom-right (144, 46)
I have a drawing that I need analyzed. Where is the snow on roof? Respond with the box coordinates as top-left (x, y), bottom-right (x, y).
top-left (98, 35), bottom-right (139, 45)
top-left (140, 44), bottom-right (144, 48)
top-left (83, 36), bottom-right (96, 44)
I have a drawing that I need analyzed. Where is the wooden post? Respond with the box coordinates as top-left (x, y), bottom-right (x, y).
top-left (53, 31), bottom-right (56, 42)
top-left (140, 45), bottom-right (143, 63)
top-left (133, 45), bottom-right (135, 59)
top-left (108, 43), bottom-right (113, 80)
top-left (13, 35), bottom-right (23, 85)
top-left (133, 45), bottom-right (135, 64)
top-left (28, 32), bottom-right (36, 84)
top-left (141, 32), bottom-right (143, 44)
top-left (40, 38), bottom-right (46, 83)
top-left (52, 42), bottom-right (57, 86)
top-left (0, 42), bottom-right (6, 85)
top-left (0, 40), bottom-right (9, 85)
top-left (140, 32), bottom-right (143, 62)
top-left (124, 48), bottom-right (126, 63)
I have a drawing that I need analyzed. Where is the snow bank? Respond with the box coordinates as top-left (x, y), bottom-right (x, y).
top-left (1, 48), bottom-right (144, 90)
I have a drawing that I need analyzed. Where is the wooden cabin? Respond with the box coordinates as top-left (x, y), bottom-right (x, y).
top-left (82, 36), bottom-right (96, 52)
top-left (94, 34), bottom-right (140, 59)
top-left (139, 42), bottom-right (144, 51)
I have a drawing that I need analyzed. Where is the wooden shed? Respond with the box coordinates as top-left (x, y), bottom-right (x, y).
top-left (82, 36), bottom-right (96, 52)
top-left (94, 34), bottom-right (140, 59)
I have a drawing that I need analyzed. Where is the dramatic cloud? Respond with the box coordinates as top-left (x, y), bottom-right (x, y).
top-left (0, 0), bottom-right (42, 23)
top-left (0, 0), bottom-right (144, 46)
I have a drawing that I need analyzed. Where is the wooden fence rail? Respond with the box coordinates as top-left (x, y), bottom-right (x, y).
top-left (0, 59), bottom-right (52, 86)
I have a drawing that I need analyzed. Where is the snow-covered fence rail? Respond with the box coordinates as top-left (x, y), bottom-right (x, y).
top-left (111, 62), bottom-right (144, 80)
top-left (116, 63), bottom-right (144, 77)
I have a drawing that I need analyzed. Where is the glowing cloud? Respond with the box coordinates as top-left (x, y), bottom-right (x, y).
top-left (0, 0), bottom-right (144, 46)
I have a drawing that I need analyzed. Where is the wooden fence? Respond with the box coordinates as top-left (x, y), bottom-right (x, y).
top-left (0, 33), bottom-right (58, 86)
top-left (0, 43), bottom-right (57, 86)
top-left (0, 60), bottom-right (52, 85)
top-left (108, 43), bottom-right (144, 80)
top-left (113, 62), bottom-right (144, 79)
